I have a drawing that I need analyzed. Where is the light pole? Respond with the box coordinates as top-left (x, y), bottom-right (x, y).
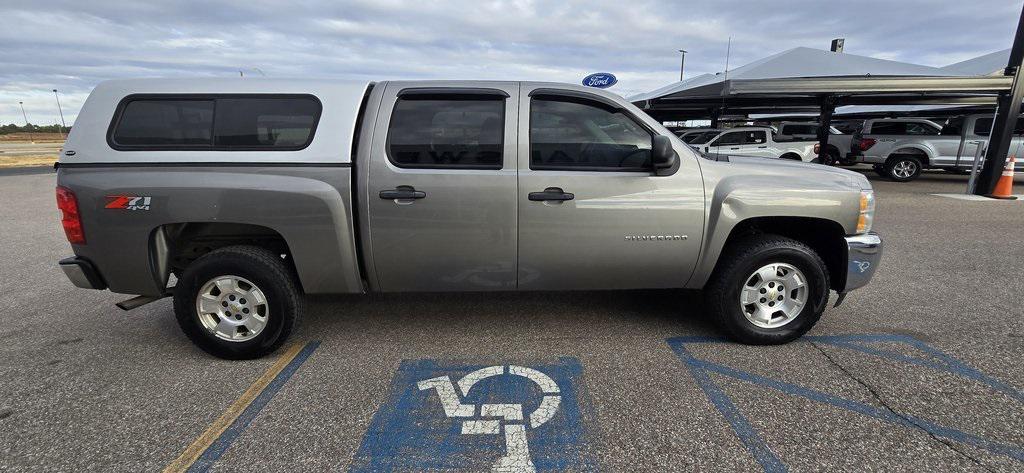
top-left (19, 101), bottom-right (34, 144)
top-left (678, 49), bottom-right (687, 81)
top-left (53, 89), bottom-right (67, 140)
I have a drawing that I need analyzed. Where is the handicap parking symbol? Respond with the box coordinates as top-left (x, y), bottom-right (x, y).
top-left (350, 358), bottom-right (593, 472)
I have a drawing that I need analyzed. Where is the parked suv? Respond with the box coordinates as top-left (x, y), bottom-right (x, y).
top-left (56, 79), bottom-right (882, 359)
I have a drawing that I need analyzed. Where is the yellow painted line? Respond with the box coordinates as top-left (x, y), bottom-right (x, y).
top-left (162, 342), bottom-right (306, 473)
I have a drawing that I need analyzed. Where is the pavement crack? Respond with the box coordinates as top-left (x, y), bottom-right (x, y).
top-left (809, 341), bottom-right (996, 473)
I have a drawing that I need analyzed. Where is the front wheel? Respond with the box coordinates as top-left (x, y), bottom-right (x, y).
top-left (173, 245), bottom-right (302, 359)
top-left (703, 235), bottom-right (830, 344)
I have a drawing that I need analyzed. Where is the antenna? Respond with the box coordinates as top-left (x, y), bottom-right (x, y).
top-left (724, 36), bottom-right (732, 80)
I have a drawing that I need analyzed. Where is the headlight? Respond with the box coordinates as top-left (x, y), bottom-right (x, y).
top-left (857, 190), bottom-right (875, 234)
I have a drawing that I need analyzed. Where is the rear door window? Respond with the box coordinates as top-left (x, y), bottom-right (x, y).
top-left (387, 96), bottom-right (504, 169)
top-left (742, 130), bottom-right (768, 144)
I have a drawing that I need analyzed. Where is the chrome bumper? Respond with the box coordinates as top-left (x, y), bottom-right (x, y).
top-left (841, 232), bottom-right (882, 293)
top-left (59, 257), bottom-right (107, 290)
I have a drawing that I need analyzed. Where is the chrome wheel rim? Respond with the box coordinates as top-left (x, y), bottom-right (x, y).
top-left (893, 160), bottom-right (917, 178)
top-left (195, 275), bottom-right (269, 342)
top-left (740, 263), bottom-right (808, 329)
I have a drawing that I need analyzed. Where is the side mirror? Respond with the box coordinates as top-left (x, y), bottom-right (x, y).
top-left (652, 135), bottom-right (677, 171)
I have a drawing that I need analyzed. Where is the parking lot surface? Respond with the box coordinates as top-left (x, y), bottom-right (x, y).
top-left (1, 167), bottom-right (1022, 472)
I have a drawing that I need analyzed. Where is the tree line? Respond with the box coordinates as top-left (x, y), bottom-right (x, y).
top-left (0, 123), bottom-right (70, 134)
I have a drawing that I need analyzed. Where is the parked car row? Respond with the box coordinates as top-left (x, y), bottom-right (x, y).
top-left (674, 113), bottom-right (1024, 182)
top-left (851, 115), bottom-right (1024, 182)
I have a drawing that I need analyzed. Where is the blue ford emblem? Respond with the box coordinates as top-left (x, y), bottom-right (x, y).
top-left (582, 73), bottom-right (617, 89)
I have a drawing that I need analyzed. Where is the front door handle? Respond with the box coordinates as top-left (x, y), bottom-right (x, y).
top-left (757, 145), bottom-right (767, 149)
top-left (528, 187), bottom-right (574, 201)
top-left (729, 147), bottom-right (740, 150)
top-left (379, 185), bottom-right (426, 200)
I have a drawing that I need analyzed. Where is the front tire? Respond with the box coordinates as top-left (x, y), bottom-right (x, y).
top-left (173, 246), bottom-right (301, 359)
top-left (704, 235), bottom-right (830, 344)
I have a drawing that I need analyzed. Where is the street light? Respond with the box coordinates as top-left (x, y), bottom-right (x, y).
top-left (19, 101), bottom-right (34, 144)
top-left (53, 89), bottom-right (67, 140)
top-left (678, 49), bottom-right (688, 81)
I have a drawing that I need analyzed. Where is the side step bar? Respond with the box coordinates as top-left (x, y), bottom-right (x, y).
top-left (116, 293), bottom-right (170, 311)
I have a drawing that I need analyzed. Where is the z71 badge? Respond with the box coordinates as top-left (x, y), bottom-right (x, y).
top-left (105, 195), bottom-right (152, 211)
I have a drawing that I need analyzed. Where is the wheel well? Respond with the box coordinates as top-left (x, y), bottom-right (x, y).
top-left (152, 222), bottom-right (297, 287)
top-left (780, 153), bottom-right (802, 161)
top-left (721, 217), bottom-right (847, 291)
top-left (888, 148), bottom-right (929, 165)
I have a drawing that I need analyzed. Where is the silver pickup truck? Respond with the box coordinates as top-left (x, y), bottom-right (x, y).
top-left (699, 126), bottom-right (821, 163)
top-left (55, 78), bottom-right (882, 359)
top-left (851, 116), bottom-right (1024, 182)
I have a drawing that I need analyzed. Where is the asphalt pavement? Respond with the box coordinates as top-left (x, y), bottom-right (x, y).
top-left (1, 167), bottom-right (1022, 472)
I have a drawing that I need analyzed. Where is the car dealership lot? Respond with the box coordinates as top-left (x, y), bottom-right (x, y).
top-left (1, 168), bottom-right (1022, 471)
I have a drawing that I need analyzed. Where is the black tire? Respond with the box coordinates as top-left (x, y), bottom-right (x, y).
top-left (703, 235), bottom-right (830, 345)
top-left (173, 245), bottom-right (301, 359)
top-left (821, 149), bottom-right (839, 166)
top-left (883, 155), bottom-right (923, 182)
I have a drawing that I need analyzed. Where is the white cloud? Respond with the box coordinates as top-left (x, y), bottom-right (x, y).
top-left (0, 0), bottom-right (1020, 124)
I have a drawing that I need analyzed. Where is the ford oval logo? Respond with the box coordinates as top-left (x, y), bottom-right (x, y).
top-left (582, 73), bottom-right (617, 89)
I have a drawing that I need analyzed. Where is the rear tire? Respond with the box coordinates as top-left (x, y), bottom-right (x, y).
top-left (703, 235), bottom-right (830, 344)
top-left (883, 155), bottom-right (923, 182)
top-left (173, 245), bottom-right (301, 359)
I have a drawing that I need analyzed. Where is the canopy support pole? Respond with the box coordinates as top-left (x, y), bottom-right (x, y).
top-left (816, 95), bottom-right (837, 164)
top-left (974, 4), bottom-right (1024, 195)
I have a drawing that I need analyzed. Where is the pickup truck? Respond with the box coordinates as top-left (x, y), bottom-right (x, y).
top-left (699, 127), bottom-right (821, 163)
top-left (55, 78), bottom-right (882, 359)
top-left (776, 121), bottom-right (855, 166)
top-left (852, 115), bottom-right (1024, 181)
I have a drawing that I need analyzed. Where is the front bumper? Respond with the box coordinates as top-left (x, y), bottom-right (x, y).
top-left (59, 257), bottom-right (107, 290)
top-left (841, 232), bottom-right (882, 293)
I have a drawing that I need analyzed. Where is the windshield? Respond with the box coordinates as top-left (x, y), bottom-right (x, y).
top-left (689, 130), bottom-right (721, 144)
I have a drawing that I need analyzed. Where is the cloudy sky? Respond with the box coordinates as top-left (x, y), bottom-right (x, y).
top-left (1, 0), bottom-right (1021, 125)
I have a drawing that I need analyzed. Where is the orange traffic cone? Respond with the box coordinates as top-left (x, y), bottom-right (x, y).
top-left (988, 156), bottom-right (1018, 200)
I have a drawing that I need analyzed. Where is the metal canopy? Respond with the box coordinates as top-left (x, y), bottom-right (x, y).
top-left (635, 75), bottom-right (1013, 120)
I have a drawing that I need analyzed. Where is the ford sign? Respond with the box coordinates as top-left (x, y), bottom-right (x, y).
top-left (582, 73), bottom-right (617, 89)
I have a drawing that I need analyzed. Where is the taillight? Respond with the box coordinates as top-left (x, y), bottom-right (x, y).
top-left (856, 138), bottom-right (877, 151)
top-left (56, 186), bottom-right (85, 244)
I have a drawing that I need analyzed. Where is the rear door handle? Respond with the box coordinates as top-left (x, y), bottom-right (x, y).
top-left (528, 187), bottom-right (574, 201)
top-left (757, 145), bottom-right (768, 149)
top-left (379, 185), bottom-right (426, 200)
top-left (729, 147), bottom-right (740, 150)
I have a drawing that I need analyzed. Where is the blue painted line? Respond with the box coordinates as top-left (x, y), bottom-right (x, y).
top-left (671, 345), bottom-right (1024, 463)
top-left (810, 335), bottom-right (1024, 404)
top-left (187, 341), bottom-right (321, 473)
top-left (668, 341), bottom-right (788, 473)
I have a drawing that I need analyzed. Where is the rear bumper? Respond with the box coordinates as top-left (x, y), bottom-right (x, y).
top-left (59, 257), bottom-right (107, 290)
top-left (840, 232), bottom-right (882, 293)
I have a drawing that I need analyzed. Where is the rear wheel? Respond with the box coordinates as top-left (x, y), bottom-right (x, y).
top-left (704, 235), bottom-right (830, 344)
top-left (173, 245), bottom-right (301, 359)
top-left (884, 155), bottom-right (923, 182)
